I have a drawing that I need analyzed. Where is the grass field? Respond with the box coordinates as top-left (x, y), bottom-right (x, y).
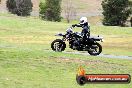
top-left (0, 13), bottom-right (132, 88)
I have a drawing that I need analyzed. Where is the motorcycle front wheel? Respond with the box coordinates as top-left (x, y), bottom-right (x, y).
top-left (51, 39), bottom-right (66, 52)
top-left (88, 42), bottom-right (102, 56)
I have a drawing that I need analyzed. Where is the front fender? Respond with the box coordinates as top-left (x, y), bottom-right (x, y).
top-left (55, 33), bottom-right (65, 37)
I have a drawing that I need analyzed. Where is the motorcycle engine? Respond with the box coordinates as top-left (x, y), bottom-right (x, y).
top-left (69, 32), bottom-right (83, 50)
top-left (70, 38), bottom-right (83, 50)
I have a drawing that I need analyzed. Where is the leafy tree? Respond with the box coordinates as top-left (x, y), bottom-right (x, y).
top-left (102, 0), bottom-right (132, 26)
top-left (39, 0), bottom-right (62, 22)
top-left (6, 0), bottom-right (33, 16)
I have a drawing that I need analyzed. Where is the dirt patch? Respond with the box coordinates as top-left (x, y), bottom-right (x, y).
top-left (48, 56), bottom-right (131, 73)
top-left (49, 56), bottom-right (126, 67)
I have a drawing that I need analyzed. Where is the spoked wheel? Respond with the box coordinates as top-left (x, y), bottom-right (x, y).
top-left (88, 42), bottom-right (102, 56)
top-left (51, 39), bottom-right (66, 52)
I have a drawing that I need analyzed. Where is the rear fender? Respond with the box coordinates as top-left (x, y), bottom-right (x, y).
top-left (94, 38), bottom-right (103, 42)
top-left (90, 37), bottom-right (103, 42)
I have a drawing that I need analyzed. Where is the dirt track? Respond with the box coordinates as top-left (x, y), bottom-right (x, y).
top-left (44, 48), bottom-right (132, 60)
top-left (64, 51), bottom-right (132, 60)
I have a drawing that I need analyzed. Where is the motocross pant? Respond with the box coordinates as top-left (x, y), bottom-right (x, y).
top-left (81, 27), bottom-right (90, 42)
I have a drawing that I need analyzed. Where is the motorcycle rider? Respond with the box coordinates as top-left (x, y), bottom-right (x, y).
top-left (72, 17), bottom-right (90, 42)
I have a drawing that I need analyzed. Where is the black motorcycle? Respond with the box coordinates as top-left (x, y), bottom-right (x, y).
top-left (51, 27), bottom-right (103, 56)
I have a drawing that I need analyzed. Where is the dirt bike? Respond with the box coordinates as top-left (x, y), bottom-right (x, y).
top-left (51, 27), bottom-right (103, 56)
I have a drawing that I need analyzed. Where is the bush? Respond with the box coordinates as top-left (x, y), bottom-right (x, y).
top-left (6, 0), bottom-right (33, 16)
top-left (102, 0), bottom-right (132, 26)
top-left (39, 0), bottom-right (62, 22)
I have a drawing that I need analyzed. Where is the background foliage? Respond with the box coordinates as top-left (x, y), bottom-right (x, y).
top-left (39, 0), bottom-right (62, 22)
top-left (102, 0), bottom-right (132, 26)
top-left (6, 0), bottom-right (33, 16)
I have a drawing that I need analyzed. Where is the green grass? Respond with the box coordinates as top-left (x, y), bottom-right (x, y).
top-left (0, 43), bottom-right (132, 88)
top-left (0, 13), bottom-right (132, 88)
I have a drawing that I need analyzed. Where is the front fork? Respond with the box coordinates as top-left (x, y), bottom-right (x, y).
top-left (62, 37), bottom-right (66, 41)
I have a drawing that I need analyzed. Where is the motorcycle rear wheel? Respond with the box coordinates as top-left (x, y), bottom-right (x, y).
top-left (51, 39), bottom-right (66, 52)
top-left (88, 42), bottom-right (102, 56)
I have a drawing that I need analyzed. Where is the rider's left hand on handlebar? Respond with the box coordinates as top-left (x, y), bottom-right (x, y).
top-left (72, 24), bottom-right (77, 28)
